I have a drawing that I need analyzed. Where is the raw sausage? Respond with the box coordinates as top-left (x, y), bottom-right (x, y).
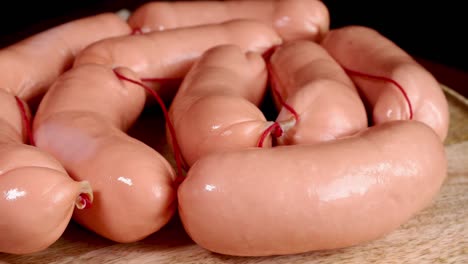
top-left (0, 12), bottom-right (131, 100)
top-left (178, 120), bottom-right (447, 256)
top-left (74, 20), bottom-right (281, 99)
top-left (34, 21), bottom-right (281, 242)
top-left (33, 19), bottom-right (281, 242)
top-left (0, 90), bottom-right (92, 254)
top-left (128, 0), bottom-right (329, 41)
top-left (33, 65), bottom-right (176, 243)
top-left (268, 40), bottom-right (368, 144)
top-left (321, 26), bottom-right (449, 141)
top-left (74, 20), bottom-right (282, 74)
top-left (169, 45), bottom-right (270, 166)
top-left (0, 154), bottom-right (92, 254)
top-left (0, 12), bottom-right (131, 254)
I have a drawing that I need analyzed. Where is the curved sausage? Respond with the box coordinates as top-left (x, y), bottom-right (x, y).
top-left (321, 26), bottom-right (449, 141)
top-left (128, 0), bottom-right (329, 41)
top-left (178, 120), bottom-right (447, 256)
top-left (33, 65), bottom-right (176, 243)
top-left (0, 164), bottom-right (92, 254)
top-left (0, 12), bottom-right (131, 100)
top-left (74, 19), bottom-right (281, 100)
top-left (73, 20), bottom-right (281, 99)
top-left (268, 40), bottom-right (368, 144)
top-left (0, 12), bottom-right (129, 254)
top-left (0, 90), bottom-right (92, 254)
top-left (169, 45), bottom-right (270, 166)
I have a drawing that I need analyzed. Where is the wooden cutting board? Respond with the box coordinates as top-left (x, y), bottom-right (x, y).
top-left (1, 85), bottom-right (467, 264)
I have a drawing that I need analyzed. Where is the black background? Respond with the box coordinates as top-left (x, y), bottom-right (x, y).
top-left (1, 1), bottom-right (466, 72)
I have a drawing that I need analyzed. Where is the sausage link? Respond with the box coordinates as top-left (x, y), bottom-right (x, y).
top-left (269, 40), bottom-right (368, 144)
top-left (321, 26), bottom-right (449, 141)
top-left (179, 120), bottom-right (446, 256)
top-left (33, 65), bottom-right (175, 243)
top-left (128, 0), bottom-right (329, 41)
top-left (169, 45), bottom-right (270, 166)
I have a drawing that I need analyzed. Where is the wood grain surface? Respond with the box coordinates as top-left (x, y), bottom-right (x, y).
top-left (0, 85), bottom-right (467, 264)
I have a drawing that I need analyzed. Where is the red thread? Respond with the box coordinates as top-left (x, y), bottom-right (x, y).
top-left (257, 122), bottom-right (283, 148)
top-left (113, 70), bottom-right (185, 183)
top-left (131, 28), bottom-right (143, 35)
top-left (258, 46), bottom-right (300, 148)
top-left (79, 194), bottom-right (93, 209)
top-left (263, 49), bottom-right (300, 122)
top-left (14, 96), bottom-right (35, 146)
top-left (262, 45), bottom-right (279, 61)
top-left (343, 67), bottom-right (413, 120)
top-left (269, 78), bottom-right (300, 121)
top-left (15, 96), bottom-right (93, 208)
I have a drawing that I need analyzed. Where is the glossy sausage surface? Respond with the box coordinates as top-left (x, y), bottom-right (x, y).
top-left (128, 0), bottom-right (329, 41)
top-left (0, 13), bottom-right (130, 100)
top-left (321, 26), bottom-right (449, 141)
top-left (0, 91), bottom-right (92, 254)
top-left (179, 121), bottom-right (446, 256)
top-left (74, 20), bottom-right (281, 100)
top-left (74, 20), bottom-right (281, 78)
top-left (0, 13), bottom-right (131, 252)
top-left (169, 45), bottom-right (270, 166)
top-left (269, 40), bottom-right (367, 144)
top-left (33, 65), bottom-right (176, 243)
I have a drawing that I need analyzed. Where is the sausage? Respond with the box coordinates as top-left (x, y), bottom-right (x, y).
top-left (0, 12), bottom-right (129, 254)
top-left (0, 160), bottom-right (92, 254)
top-left (128, 0), bottom-right (330, 41)
top-left (169, 45), bottom-right (270, 166)
top-left (268, 40), bottom-right (368, 144)
top-left (321, 26), bottom-right (449, 141)
top-left (0, 90), bottom-right (92, 254)
top-left (33, 65), bottom-right (176, 243)
top-left (74, 19), bottom-right (281, 74)
top-left (74, 19), bottom-right (281, 102)
top-left (0, 12), bottom-right (131, 101)
top-left (73, 20), bottom-right (281, 100)
top-left (32, 19), bottom-right (281, 242)
top-left (178, 120), bottom-right (447, 256)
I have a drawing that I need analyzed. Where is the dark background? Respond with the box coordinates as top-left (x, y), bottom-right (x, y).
top-left (0, 1), bottom-right (466, 72)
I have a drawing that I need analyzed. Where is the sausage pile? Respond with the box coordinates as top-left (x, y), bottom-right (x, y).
top-left (0, 0), bottom-right (449, 257)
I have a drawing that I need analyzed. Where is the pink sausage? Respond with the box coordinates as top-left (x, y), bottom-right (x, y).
top-left (74, 19), bottom-right (281, 74)
top-left (0, 166), bottom-right (92, 254)
top-left (268, 40), bottom-right (368, 144)
top-left (128, 0), bottom-right (329, 41)
top-left (321, 26), bottom-right (449, 141)
top-left (0, 90), bottom-right (92, 254)
top-left (33, 65), bottom-right (175, 243)
top-left (178, 120), bottom-right (447, 256)
top-left (169, 45), bottom-right (270, 166)
top-left (0, 13), bottom-right (130, 100)
top-left (32, 19), bottom-right (280, 243)
top-left (0, 13), bottom-right (129, 253)
top-left (74, 20), bottom-right (281, 100)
